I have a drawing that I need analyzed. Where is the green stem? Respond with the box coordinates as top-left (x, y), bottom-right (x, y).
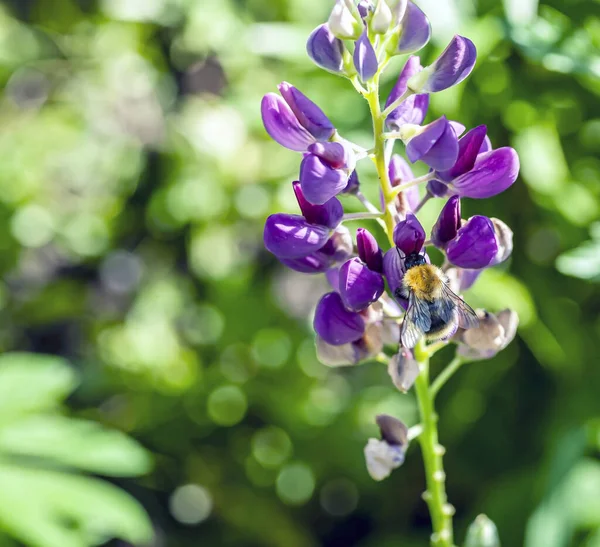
top-left (414, 341), bottom-right (454, 547)
top-left (342, 212), bottom-right (383, 221)
top-left (430, 356), bottom-right (465, 401)
top-left (364, 67), bottom-right (454, 547)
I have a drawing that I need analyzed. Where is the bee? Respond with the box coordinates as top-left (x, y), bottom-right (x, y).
top-left (394, 251), bottom-right (479, 348)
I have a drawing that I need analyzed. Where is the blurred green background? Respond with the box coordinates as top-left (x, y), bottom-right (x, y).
top-left (0, 0), bottom-right (598, 546)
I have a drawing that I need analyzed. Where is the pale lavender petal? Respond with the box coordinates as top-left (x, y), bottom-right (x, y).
top-left (396, 2), bottom-right (431, 54)
top-left (306, 24), bottom-right (345, 74)
top-left (354, 30), bottom-right (379, 82)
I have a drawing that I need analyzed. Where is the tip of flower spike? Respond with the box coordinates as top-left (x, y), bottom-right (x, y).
top-left (306, 24), bottom-right (346, 74)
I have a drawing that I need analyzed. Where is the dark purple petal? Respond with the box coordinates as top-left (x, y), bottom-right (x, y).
top-left (393, 213), bottom-right (425, 255)
top-left (339, 258), bottom-right (385, 311)
top-left (278, 82), bottom-right (335, 141)
top-left (326, 267), bottom-right (340, 291)
top-left (293, 181), bottom-right (342, 229)
top-left (261, 93), bottom-right (315, 151)
top-left (431, 195), bottom-right (461, 248)
top-left (264, 213), bottom-right (331, 259)
top-left (405, 116), bottom-right (446, 162)
top-left (300, 154), bottom-right (349, 205)
top-left (446, 215), bottom-right (498, 269)
top-left (437, 125), bottom-right (487, 181)
top-left (410, 35), bottom-right (477, 93)
top-left (357, 228), bottom-right (383, 273)
top-left (354, 30), bottom-right (378, 82)
top-left (385, 57), bottom-right (429, 129)
top-left (383, 248), bottom-right (407, 309)
top-left (314, 292), bottom-right (365, 345)
top-left (342, 170), bottom-right (360, 194)
top-left (451, 147), bottom-right (519, 198)
top-left (308, 141), bottom-right (354, 170)
top-left (306, 24), bottom-right (345, 74)
top-left (427, 178), bottom-right (449, 197)
top-left (396, 2), bottom-right (431, 54)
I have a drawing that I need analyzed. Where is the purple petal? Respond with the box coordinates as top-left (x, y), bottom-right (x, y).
top-left (293, 181), bottom-right (342, 229)
top-left (385, 57), bottom-right (429, 129)
top-left (339, 258), bottom-right (385, 312)
top-left (414, 35), bottom-right (477, 93)
top-left (264, 213), bottom-right (331, 259)
top-left (396, 2), bottom-right (431, 54)
top-left (437, 125), bottom-right (487, 181)
top-left (326, 267), bottom-right (340, 291)
top-left (386, 56), bottom-right (421, 107)
top-left (279, 253), bottom-right (335, 273)
top-left (479, 135), bottom-right (492, 154)
top-left (261, 93), bottom-right (315, 151)
top-left (314, 292), bottom-right (365, 345)
top-left (459, 269), bottom-right (481, 291)
top-left (306, 24), bottom-right (345, 74)
top-left (446, 215), bottom-right (498, 269)
top-left (278, 82), bottom-right (335, 141)
top-left (389, 155), bottom-right (420, 212)
top-left (449, 121), bottom-right (466, 137)
top-left (393, 213), bottom-right (425, 255)
top-left (354, 30), bottom-right (379, 82)
top-left (342, 170), bottom-right (360, 194)
top-left (406, 116), bottom-right (447, 162)
top-left (383, 247), bottom-right (407, 309)
top-left (300, 154), bottom-right (349, 205)
top-left (408, 117), bottom-right (459, 171)
top-left (427, 179), bottom-right (449, 197)
top-left (358, 0), bottom-right (373, 18)
top-left (308, 141), bottom-right (354, 170)
top-left (357, 228), bottom-right (383, 273)
top-left (431, 195), bottom-right (461, 248)
top-left (318, 225), bottom-right (354, 263)
top-left (451, 147), bottom-right (519, 198)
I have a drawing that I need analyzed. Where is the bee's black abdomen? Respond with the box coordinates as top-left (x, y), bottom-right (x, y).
top-left (426, 299), bottom-right (457, 339)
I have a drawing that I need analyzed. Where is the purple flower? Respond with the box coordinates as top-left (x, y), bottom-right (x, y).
top-left (314, 292), bottom-right (365, 345)
top-left (383, 247), bottom-right (407, 308)
top-left (394, 2), bottom-right (431, 55)
top-left (293, 181), bottom-right (342, 229)
top-left (261, 83), bottom-right (334, 151)
top-left (306, 24), bottom-right (345, 74)
top-left (389, 154), bottom-right (420, 212)
top-left (264, 214), bottom-right (331, 259)
top-left (393, 213), bottom-right (425, 255)
top-left (431, 195), bottom-right (461, 249)
top-left (408, 35), bottom-right (477, 93)
top-left (357, 228), bottom-right (383, 272)
top-left (436, 125), bottom-right (487, 182)
top-left (450, 147), bottom-right (520, 199)
top-left (300, 142), bottom-right (355, 204)
top-left (339, 257), bottom-right (385, 311)
top-left (385, 56), bottom-right (429, 130)
top-left (342, 170), bottom-right (360, 194)
top-left (354, 30), bottom-right (378, 82)
top-left (446, 215), bottom-right (497, 269)
top-left (405, 116), bottom-right (459, 171)
top-left (364, 414), bottom-right (408, 480)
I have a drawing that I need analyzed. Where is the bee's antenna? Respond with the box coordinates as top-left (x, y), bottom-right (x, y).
top-left (395, 247), bottom-right (405, 260)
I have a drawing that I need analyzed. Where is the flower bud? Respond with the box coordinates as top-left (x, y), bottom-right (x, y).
top-left (436, 125), bottom-right (487, 182)
top-left (319, 225), bottom-right (354, 262)
top-left (388, 348), bottom-right (419, 392)
top-left (456, 308), bottom-right (519, 360)
top-left (306, 24), bottom-right (346, 75)
top-left (357, 228), bottom-right (383, 273)
top-left (451, 147), bottom-right (520, 199)
top-left (358, 1), bottom-right (373, 18)
top-left (389, 1), bottom-right (431, 55)
top-left (314, 292), bottom-right (365, 345)
top-left (393, 213), bottom-right (426, 255)
top-left (490, 217), bottom-right (513, 265)
top-left (278, 82), bottom-right (335, 142)
top-left (388, 0), bottom-right (407, 24)
top-left (431, 195), bottom-right (461, 249)
top-left (408, 35), bottom-right (477, 93)
top-left (315, 322), bottom-right (384, 366)
top-left (339, 258), bottom-right (385, 312)
top-left (364, 414), bottom-right (408, 480)
top-left (354, 30), bottom-right (379, 82)
top-left (371, 0), bottom-right (392, 33)
top-left (385, 56), bottom-right (429, 130)
top-left (328, 0), bottom-right (363, 39)
top-left (264, 213), bottom-right (331, 259)
top-left (293, 181), bottom-right (342, 229)
top-left (446, 215), bottom-right (497, 269)
top-left (464, 514), bottom-right (500, 547)
top-left (404, 116), bottom-right (459, 171)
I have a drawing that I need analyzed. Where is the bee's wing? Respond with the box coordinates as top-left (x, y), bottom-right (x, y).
top-left (441, 283), bottom-right (479, 329)
top-left (401, 292), bottom-right (432, 348)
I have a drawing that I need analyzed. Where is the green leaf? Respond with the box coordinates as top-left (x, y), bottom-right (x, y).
top-left (0, 353), bottom-right (77, 423)
top-left (0, 463), bottom-right (153, 547)
top-left (0, 415), bottom-right (152, 476)
top-left (556, 239), bottom-right (600, 281)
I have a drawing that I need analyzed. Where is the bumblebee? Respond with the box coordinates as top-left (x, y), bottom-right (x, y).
top-left (395, 251), bottom-right (479, 348)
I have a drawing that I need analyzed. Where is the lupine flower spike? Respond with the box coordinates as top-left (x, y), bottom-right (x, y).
top-left (261, 1), bottom-right (520, 543)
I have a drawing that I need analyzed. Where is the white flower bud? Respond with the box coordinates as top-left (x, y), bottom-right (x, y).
top-left (328, 0), bottom-right (363, 39)
top-left (371, 0), bottom-right (393, 34)
top-left (364, 438), bottom-right (405, 480)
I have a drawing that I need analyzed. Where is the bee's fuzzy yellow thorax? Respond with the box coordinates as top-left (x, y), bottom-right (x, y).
top-left (403, 264), bottom-right (444, 301)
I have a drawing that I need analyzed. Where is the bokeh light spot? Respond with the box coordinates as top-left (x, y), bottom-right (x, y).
top-left (207, 385), bottom-right (247, 426)
top-left (11, 205), bottom-right (54, 248)
top-left (251, 329), bottom-right (291, 369)
top-left (276, 462), bottom-right (315, 505)
top-left (320, 478), bottom-right (359, 517)
top-left (169, 484), bottom-right (213, 525)
top-left (251, 426), bottom-right (292, 468)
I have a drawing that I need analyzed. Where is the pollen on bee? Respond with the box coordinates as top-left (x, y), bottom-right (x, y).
top-left (403, 265), bottom-right (444, 301)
